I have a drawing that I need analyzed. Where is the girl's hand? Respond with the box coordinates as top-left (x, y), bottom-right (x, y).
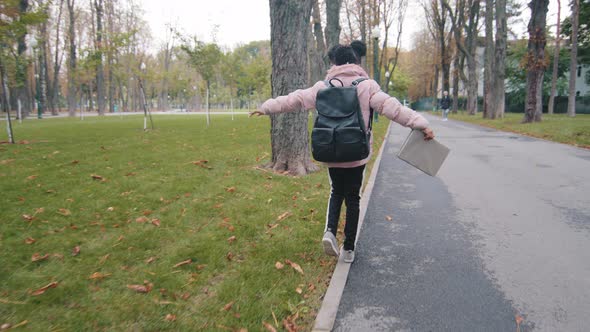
top-left (248, 110), bottom-right (266, 117)
top-left (422, 128), bottom-right (435, 140)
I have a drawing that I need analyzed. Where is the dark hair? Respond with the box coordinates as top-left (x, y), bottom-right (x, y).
top-left (350, 40), bottom-right (367, 58)
top-left (327, 44), bottom-right (340, 64)
top-left (334, 45), bottom-right (359, 65)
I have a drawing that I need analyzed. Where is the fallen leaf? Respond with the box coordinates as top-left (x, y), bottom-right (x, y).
top-left (26, 175), bottom-right (38, 181)
top-left (125, 172), bottom-right (136, 176)
top-left (173, 259), bottom-right (192, 268)
top-left (71, 160), bottom-right (79, 164)
top-left (35, 207), bottom-right (44, 214)
top-left (145, 256), bottom-right (157, 264)
top-left (1, 323), bottom-right (11, 330)
top-left (151, 218), bottom-right (161, 227)
top-left (221, 301), bottom-right (234, 311)
top-left (88, 272), bottom-right (111, 280)
top-left (226, 252), bottom-right (234, 261)
top-left (135, 216), bottom-right (148, 223)
top-left (385, 215), bottom-right (392, 221)
top-left (107, 207), bottom-right (115, 211)
top-left (285, 259), bottom-right (304, 275)
top-left (227, 236), bottom-right (236, 244)
top-left (72, 246), bottom-right (81, 256)
top-left (191, 160), bottom-right (212, 169)
top-left (0, 159), bottom-right (15, 165)
top-left (266, 224), bottom-right (279, 233)
top-left (181, 292), bottom-right (191, 300)
top-left (99, 254), bottom-right (110, 264)
top-left (277, 211), bottom-right (292, 221)
top-left (196, 264), bottom-right (207, 270)
top-left (165, 314), bottom-right (176, 321)
top-left (226, 187), bottom-right (236, 193)
top-left (307, 283), bottom-right (316, 292)
top-left (142, 210), bottom-right (153, 216)
top-left (31, 281), bottom-right (58, 296)
top-left (24, 237), bottom-right (36, 244)
top-left (295, 287), bottom-right (303, 294)
top-left (31, 253), bottom-right (49, 262)
top-left (283, 318), bottom-right (297, 332)
top-left (91, 174), bottom-right (105, 181)
top-left (57, 208), bottom-right (71, 216)
top-left (516, 315), bottom-right (524, 325)
top-left (275, 262), bottom-right (284, 269)
top-left (262, 322), bottom-right (277, 332)
top-left (127, 283), bottom-right (153, 293)
top-left (22, 214), bottom-right (34, 221)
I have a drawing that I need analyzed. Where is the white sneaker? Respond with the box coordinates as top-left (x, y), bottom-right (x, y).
top-left (322, 232), bottom-right (339, 257)
top-left (342, 249), bottom-right (355, 263)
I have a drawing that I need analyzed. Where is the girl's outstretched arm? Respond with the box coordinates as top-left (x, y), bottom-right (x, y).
top-left (252, 81), bottom-right (326, 116)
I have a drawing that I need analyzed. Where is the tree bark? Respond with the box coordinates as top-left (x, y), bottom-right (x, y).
top-left (548, 0), bottom-right (561, 115)
top-left (50, 0), bottom-right (64, 115)
top-left (567, 0), bottom-right (579, 117)
top-left (94, 0), bottom-right (105, 115)
top-left (325, 0), bottom-right (342, 49)
top-left (523, 0), bottom-right (548, 123)
top-left (483, 0), bottom-right (494, 118)
top-left (15, 0), bottom-right (31, 119)
top-left (66, 0), bottom-right (77, 116)
top-left (269, 0), bottom-right (318, 176)
top-left (493, 0), bottom-right (507, 119)
top-left (310, 0), bottom-right (326, 84)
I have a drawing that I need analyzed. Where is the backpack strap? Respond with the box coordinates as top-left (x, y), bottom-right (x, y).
top-left (351, 78), bottom-right (374, 132)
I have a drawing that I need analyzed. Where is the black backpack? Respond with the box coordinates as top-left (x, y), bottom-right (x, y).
top-left (311, 77), bottom-right (373, 163)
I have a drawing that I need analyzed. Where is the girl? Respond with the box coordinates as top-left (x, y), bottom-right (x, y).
top-left (250, 42), bottom-right (434, 263)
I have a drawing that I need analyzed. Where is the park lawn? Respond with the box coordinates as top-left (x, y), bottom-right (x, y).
top-left (0, 114), bottom-right (388, 331)
top-left (437, 111), bottom-right (590, 148)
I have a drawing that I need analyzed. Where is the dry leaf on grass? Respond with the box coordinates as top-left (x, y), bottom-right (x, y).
top-left (127, 282), bottom-right (153, 293)
top-left (221, 301), bottom-right (234, 311)
top-left (295, 287), bottom-right (303, 294)
top-left (226, 187), bottom-right (236, 193)
top-left (191, 160), bottom-right (212, 169)
top-left (107, 207), bottom-right (115, 211)
top-left (99, 254), bottom-right (110, 264)
top-left (285, 260), bottom-right (304, 275)
top-left (71, 246), bottom-right (81, 256)
top-left (22, 214), bottom-right (34, 221)
top-left (31, 253), bottom-right (49, 262)
top-left (24, 237), bottom-right (36, 244)
top-left (26, 175), bottom-right (38, 181)
top-left (91, 174), bottom-right (107, 181)
top-left (135, 216), bottom-right (148, 223)
top-left (57, 208), bottom-right (71, 216)
top-left (262, 322), bottom-right (277, 332)
top-left (283, 318), bottom-right (297, 332)
top-left (145, 256), bottom-right (157, 264)
top-left (88, 272), bottom-right (111, 280)
top-left (0, 159), bottom-right (15, 165)
top-left (151, 218), bottom-right (161, 227)
top-left (173, 259), bottom-right (192, 268)
top-left (30, 281), bottom-right (58, 296)
top-left (275, 262), bottom-right (284, 270)
top-left (165, 314), bottom-right (176, 321)
top-left (277, 211), bottom-right (292, 221)
top-left (227, 236), bottom-right (236, 244)
top-left (226, 252), bottom-right (234, 261)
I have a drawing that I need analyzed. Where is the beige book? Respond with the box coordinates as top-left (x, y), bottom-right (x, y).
top-left (397, 129), bottom-right (450, 176)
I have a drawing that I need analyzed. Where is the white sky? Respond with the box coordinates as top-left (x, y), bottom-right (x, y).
top-left (141, 0), bottom-right (568, 51)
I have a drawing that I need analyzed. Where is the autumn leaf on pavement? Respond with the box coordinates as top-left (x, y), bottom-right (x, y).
top-left (72, 246), bottom-right (81, 256)
top-left (57, 208), bottom-right (71, 216)
top-left (220, 301), bottom-right (234, 311)
top-left (88, 272), bottom-right (111, 280)
top-left (285, 259), bottom-right (304, 275)
top-left (30, 281), bottom-right (58, 296)
top-left (165, 314), bottom-right (176, 321)
top-left (24, 237), bottom-right (36, 244)
top-left (275, 261), bottom-right (284, 270)
top-left (277, 211), bottom-right (292, 221)
top-left (385, 215), bottom-right (393, 221)
top-left (173, 259), bottom-right (192, 268)
top-left (262, 322), bottom-right (277, 332)
top-left (31, 253), bottom-right (49, 262)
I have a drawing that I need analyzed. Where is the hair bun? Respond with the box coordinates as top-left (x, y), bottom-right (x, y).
top-left (350, 40), bottom-right (367, 57)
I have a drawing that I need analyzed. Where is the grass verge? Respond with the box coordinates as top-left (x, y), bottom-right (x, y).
top-left (0, 114), bottom-right (388, 331)
top-left (431, 111), bottom-right (590, 148)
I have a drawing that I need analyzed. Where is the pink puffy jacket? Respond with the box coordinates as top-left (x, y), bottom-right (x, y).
top-left (260, 64), bottom-right (429, 168)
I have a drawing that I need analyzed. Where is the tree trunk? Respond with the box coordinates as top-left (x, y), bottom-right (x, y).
top-left (548, 0), bottom-right (561, 115)
top-left (493, 0), bottom-right (507, 119)
top-left (94, 0), bottom-right (105, 115)
top-left (1, 59), bottom-right (15, 143)
top-left (66, 0), bottom-right (76, 116)
top-left (325, 0), bottom-right (342, 49)
top-left (269, 0), bottom-right (318, 176)
top-left (15, 0), bottom-right (31, 119)
top-left (452, 54), bottom-right (460, 113)
top-left (483, 0), bottom-right (494, 118)
top-left (523, 0), bottom-right (548, 123)
top-left (51, 0), bottom-right (64, 115)
top-left (567, 0), bottom-right (579, 117)
top-left (310, 0), bottom-right (326, 84)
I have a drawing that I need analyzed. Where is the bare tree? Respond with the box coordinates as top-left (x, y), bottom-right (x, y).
top-left (483, 0), bottom-right (493, 118)
top-left (382, 0), bottom-right (409, 95)
top-left (268, 0), bottom-right (318, 175)
top-left (523, 0), bottom-right (549, 123)
top-left (424, 0), bottom-right (451, 96)
top-left (66, 0), bottom-right (77, 116)
top-left (94, 0), bottom-right (105, 115)
top-left (492, 0), bottom-right (507, 119)
top-left (49, 0), bottom-right (65, 115)
top-left (309, 0), bottom-right (327, 84)
top-left (547, 0), bottom-right (561, 115)
top-left (325, 0), bottom-right (342, 49)
top-left (567, 0), bottom-right (579, 117)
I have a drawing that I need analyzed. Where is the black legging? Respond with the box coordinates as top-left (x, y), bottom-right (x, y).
top-left (325, 165), bottom-right (365, 251)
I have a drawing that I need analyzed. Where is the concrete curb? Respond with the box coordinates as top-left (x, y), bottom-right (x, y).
top-left (312, 122), bottom-right (393, 332)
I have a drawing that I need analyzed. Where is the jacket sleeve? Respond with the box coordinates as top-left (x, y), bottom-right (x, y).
top-left (260, 81), bottom-right (326, 115)
top-left (368, 81), bottom-right (429, 129)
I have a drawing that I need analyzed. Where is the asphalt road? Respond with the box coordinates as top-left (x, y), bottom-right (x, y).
top-left (333, 114), bottom-right (590, 331)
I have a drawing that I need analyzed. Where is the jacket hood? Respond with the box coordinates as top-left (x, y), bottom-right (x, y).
top-left (325, 64), bottom-right (369, 79)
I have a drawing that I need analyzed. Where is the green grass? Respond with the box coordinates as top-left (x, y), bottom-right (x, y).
top-left (434, 111), bottom-right (590, 148)
top-left (0, 114), bottom-right (388, 331)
